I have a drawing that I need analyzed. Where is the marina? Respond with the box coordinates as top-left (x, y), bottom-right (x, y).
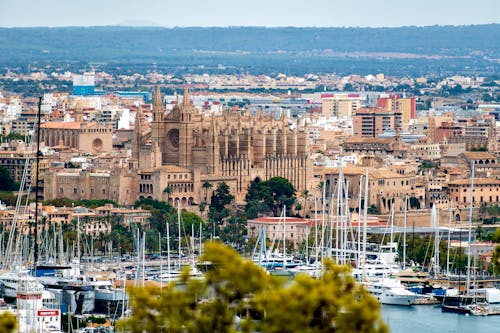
top-left (382, 304), bottom-right (500, 333)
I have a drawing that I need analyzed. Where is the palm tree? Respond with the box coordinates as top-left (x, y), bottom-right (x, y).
top-left (301, 189), bottom-right (311, 217)
top-left (198, 202), bottom-right (207, 219)
top-left (202, 181), bottom-right (213, 203)
top-left (163, 186), bottom-right (173, 203)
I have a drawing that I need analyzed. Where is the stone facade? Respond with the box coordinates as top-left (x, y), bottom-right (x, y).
top-left (448, 178), bottom-right (500, 208)
top-left (40, 120), bottom-right (113, 154)
top-left (133, 86), bottom-right (312, 205)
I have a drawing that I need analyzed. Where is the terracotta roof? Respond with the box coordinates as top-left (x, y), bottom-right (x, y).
top-left (448, 178), bottom-right (500, 186)
top-left (369, 169), bottom-right (406, 179)
top-left (462, 151), bottom-right (497, 160)
top-left (343, 137), bottom-right (393, 144)
top-left (323, 166), bottom-right (406, 179)
top-left (40, 121), bottom-right (81, 129)
top-left (140, 165), bottom-right (191, 173)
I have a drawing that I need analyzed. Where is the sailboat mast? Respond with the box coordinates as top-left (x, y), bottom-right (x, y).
top-left (403, 194), bottom-right (408, 270)
top-left (446, 201), bottom-right (453, 277)
top-left (167, 223), bottom-right (171, 280)
top-left (357, 175), bottom-right (363, 271)
top-left (283, 205), bottom-right (286, 268)
top-left (466, 160), bottom-right (475, 295)
top-left (362, 168), bottom-right (369, 280)
top-left (177, 201), bottom-right (182, 260)
top-left (34, 96), bottom-right (42, 275)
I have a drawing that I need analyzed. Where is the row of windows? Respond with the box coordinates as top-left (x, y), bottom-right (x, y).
top-left (377, 180), bottom-right (410, 186)
top-left (167, 173), bottom-right (189, 180)
top-left (451, 187), bottom-right (500, 192)
top-left (456, 196), bottom-right (499, 203)
top-left (59, 187), bottom-right (106, 195)
top-left (139, 184), bottom-right (153, 193)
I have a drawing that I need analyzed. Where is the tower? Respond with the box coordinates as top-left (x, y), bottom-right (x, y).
top-left (151, 86), bottom-right (164, 167)
top-left (179, 85), bottom-right (194, 169)
top-left (132, 106), bottom-right (143, 163)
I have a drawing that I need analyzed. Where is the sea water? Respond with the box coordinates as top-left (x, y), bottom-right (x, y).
top-left (382, 304), bottom-right (500, 333)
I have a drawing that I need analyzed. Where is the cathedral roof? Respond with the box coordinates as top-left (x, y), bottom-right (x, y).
top-left (462, 151), bottom-right (497, 161)
top-left (40, 121), bottom-right (82, 129)
top-left (140, 165), bottom-right (192, 174)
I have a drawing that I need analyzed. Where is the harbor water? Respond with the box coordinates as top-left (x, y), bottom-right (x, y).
top-left (382, 304), bottom-right (500, 333)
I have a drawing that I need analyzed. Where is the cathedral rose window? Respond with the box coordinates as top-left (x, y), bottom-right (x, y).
top-left (167, 129), bottom-right (180, 150)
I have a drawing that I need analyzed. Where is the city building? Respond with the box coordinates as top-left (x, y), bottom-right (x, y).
top-left (352, 107), bottom-right (402, 138)
top-left (247, 216), bottom-right (311, 248)
top-left (448, 178), bottom-right (500, 208)
top-left (321, 93), bottom-right (361, 118)
top-left (133, 86), bottom-right (312, 204)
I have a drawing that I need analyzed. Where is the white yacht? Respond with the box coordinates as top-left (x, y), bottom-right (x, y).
top-left (364, 278), bottom-right (420, 306)
top-left (290, 262), bottom-right (322, 278)
top-left (155, 265), bottom-right (204, 282)
top-left (0, 270), bottom-right (45, 301)
top-left (352, 259), bottom-right (400, 280)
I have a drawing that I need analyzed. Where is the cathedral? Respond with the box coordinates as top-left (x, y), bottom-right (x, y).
top-left (133, 86), bottom-right (312, 206)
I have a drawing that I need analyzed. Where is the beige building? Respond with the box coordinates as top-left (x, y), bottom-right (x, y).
top-left (352, 107), bottom-right (402, 138)
top-left (407, 143), bottom-right (441, 161)
top-left (321, 94), bottom-right (360, 118)
top-left (40, 119), bottom-right (113, 155)
top-left (317, 165), bottom-right (419, 214)
top-left (247, 216), bottom-right (311, 248)
top-left (448, 178), bottom-right (500, 208)
top-left (43, 166), bottom-right (137, 206)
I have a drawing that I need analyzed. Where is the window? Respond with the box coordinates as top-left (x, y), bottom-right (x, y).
top-left (73, 188), bottom-right (77, 194)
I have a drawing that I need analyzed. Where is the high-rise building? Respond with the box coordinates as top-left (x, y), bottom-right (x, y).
top-left (377, 95), bottom-right (416, 125)
top-left (321, 94), bottom-right (361, 117)
top-left (352, 107), bottom-right (402, 138)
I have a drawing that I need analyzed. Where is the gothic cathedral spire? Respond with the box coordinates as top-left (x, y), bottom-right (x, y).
top-left (153, 86), bottom-right (164, 122)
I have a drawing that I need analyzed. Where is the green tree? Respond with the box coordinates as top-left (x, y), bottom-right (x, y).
top-left (118, 242), bottom-right (388, 333)
top-left (0, 166), bottom-right (17, 191)
top-left (202, 181), bottom-right (213, 203)
top-left (409, 197), bottom-right (420, 210)
top-left (208, 182), bottom-right (234, 237)
top-left (210, 182), bottom-right (234, 212)
top-left (245, 177), bottom-right (296, 217)
top-left (492, 228), bottom-right (500, 275)
top-left (43, 198), bottom-right (76, 207)
top-left (109, 224), bottom-right (135, 254)
top-left (245, 178), bottom-right (273, 219)
top-left (265, 177), bottom-right (296, 217)
top-left (219, 216), bottom-right (247, 250)
top-left (163, 185), bottom-right (172, 202)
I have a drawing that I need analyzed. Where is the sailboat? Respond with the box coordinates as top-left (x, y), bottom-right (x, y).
top-left (155, 202), bottom-right (203, 282)
top-left (440, 161), bottom-right (491, 314)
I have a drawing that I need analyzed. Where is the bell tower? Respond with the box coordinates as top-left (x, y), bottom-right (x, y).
top-left (179, 85), bottom-right (194, 169)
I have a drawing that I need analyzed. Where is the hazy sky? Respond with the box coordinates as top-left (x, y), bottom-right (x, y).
top-left (0, 0), bottom-right (498, 28)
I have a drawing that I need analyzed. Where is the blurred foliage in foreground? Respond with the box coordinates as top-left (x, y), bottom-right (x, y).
top-left (118, 242), bottom-right (388, 333)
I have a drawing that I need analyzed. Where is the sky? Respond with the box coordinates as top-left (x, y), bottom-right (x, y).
top-left (0, 0), bottom-right (498, 28)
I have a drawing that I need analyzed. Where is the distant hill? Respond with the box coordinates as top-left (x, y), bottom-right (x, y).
top-left (0, 25), bottom-right (498, 76)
